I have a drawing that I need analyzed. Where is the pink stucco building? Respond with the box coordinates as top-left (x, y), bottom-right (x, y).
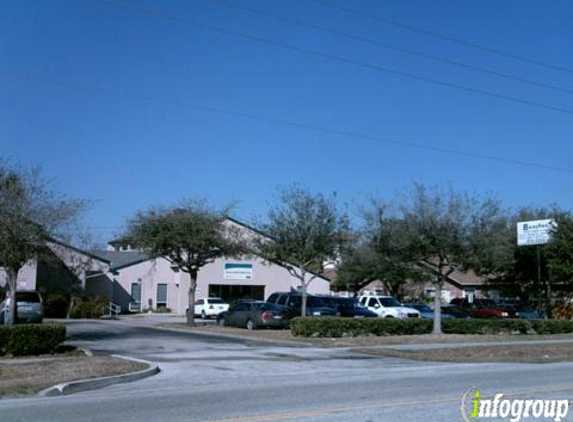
top-left (1, 219), bottom-right (332, 314)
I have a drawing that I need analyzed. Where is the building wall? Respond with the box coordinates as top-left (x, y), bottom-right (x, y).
top-left (110, 258), bottom-right (181, 312)
top-left (196, 256), bottom-right (331, 301)
top-left (0, 261), bottom-right (37, 291)
top-left (109, 256), bottom-right (331, 314)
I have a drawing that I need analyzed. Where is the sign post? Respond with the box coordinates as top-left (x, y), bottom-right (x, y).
top-left (517, 219), bottom-right (556, 316)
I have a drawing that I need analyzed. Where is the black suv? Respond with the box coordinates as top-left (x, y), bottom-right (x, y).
top-left (266, 292), bottom-right (337, 318)
top-left (319, 296), bottom-right (378, 318)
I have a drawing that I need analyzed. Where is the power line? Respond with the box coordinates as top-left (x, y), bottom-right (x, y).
top-left (210, 0), bottom-right (573, 96)
top-left (86, 0), bottom-right (573, 117)
top-left (308, 0), bottom-right (573, 75)
top-left (1, 71), bottom-right (571, 174)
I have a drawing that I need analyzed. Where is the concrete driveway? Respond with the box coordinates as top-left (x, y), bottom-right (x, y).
top-left (1, 316), bottom-right (572, 422)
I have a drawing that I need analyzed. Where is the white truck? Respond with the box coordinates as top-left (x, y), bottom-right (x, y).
top-left (358, 295), bottom-right (420, 319)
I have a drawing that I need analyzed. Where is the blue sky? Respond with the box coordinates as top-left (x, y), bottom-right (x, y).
top-left (2, 0), bottom-right (573, 244)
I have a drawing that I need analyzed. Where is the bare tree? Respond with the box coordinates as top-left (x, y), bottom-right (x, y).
top-left (0, 161), bottom-right (86, 325)
top-left (256, 185), bottom-right (349, 316)
top-left (125, 199), bottom-right (247, 325)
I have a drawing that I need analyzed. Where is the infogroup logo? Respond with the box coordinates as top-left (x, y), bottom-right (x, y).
top-left (461, 387), bottom-right (570, 422)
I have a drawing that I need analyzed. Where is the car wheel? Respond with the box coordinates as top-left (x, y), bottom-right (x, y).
top-left (201, 310), bottom-right (207, 320)
top-left (218, 318), bottom-right (226, 327)
top-left (246, 319), bottom-right (255, 331)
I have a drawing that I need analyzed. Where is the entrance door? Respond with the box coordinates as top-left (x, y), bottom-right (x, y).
top-left (208, 285), bottom-right (265, 303)
top-left (156, 283), bottom-right (168, 309)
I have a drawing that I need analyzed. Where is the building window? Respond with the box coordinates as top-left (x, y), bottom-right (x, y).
top-left (156, 284), bottom-right (168, 308)
top-left (463, 289), bottom-right (476, 303)
top-left (131, 283), bottom-right (141, 303)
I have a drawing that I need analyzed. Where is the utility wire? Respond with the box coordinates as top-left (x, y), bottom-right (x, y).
top-left (210, 0), bottom-right (573, 96)
top-left (1, 71), bottom-right (571, 174)
top-left (308, 0), bottom-right (573, 75)
top-left (87, 0), bottom-right (573, 117)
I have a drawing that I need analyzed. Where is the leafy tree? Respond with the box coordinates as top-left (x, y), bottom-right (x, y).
top-left (542, 211), bottom-right (573, 302)
top-left (256, 185), bottom-right (349, 316)
top-left (0, 161), bottom-right (86, 325)
top-left (467, 206), bottom-right (558, 306)
top-left (335, 207), bottom-right (427, 299)
top-left (125, 200), bottom-right (246, 325)
top-left (389, 184), bottom-right (506, 334)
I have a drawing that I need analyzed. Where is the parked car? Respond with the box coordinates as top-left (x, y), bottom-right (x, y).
top-left (0, 291), bottom-right (44, 324)
top-left (319, 296), bottom-right (378, 318)
top-left (217, 300), bottom-right (288, 330)
top-left (450, 298), bottom-right (517, 319)
top-left (441, 305), bottom-right (471, 319)
top-left (266, 292), bottom-right (338, 318)
top-left (358, 295), bottom-right (420, 318)
top-left (501, 304), bottom-right (540, 319)
top-left (193, 297), bottom-right (229, 319)
top-left (404, 303), bottom-right (454, 319)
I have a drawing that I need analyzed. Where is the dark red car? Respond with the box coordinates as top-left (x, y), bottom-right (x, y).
top-left (450, 298), bottom-right (517, 319)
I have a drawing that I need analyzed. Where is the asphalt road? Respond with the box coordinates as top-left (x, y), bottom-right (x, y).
top-left (1, 317), bottom-right (572, 422)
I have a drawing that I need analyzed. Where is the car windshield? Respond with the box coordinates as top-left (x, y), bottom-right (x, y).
top-left (288, 296), bottom-right (328, 307)
top-left (379, 297), bottom-right (402, 307)
top-left (475, 299), bottom-right (497, 308)
top-left (308, 297), bottom-right (327, 307)
top-left (337, 298), bottom-right (364, 309)
top-left (252, 302), bottom-right (279, 311)
top-left (207, 298), bottom-right (226, 304)
top-left (16, 292), bottom-right (41, 303)
top-left (412, 304), bottom-right (432, 312)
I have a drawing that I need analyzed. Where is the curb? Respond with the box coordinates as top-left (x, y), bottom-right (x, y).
top-left (37, 355), bottom-right (160, 397)
top-left (153, 324), bottom-right (313, 348)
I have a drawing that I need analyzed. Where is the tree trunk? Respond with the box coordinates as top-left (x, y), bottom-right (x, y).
top-left (187, 268), bottom-right (198, 326)
top-left (67, 293), bottom-right (75, 319)
top-left (432, 281), bottom-right (443, 335)
top-left (300, 268), bottom-right (307, 317)
top-left (5, 267), bottom-right (18, 326)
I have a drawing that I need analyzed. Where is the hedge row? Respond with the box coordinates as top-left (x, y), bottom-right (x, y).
top-left (531, 320), bottom-right (573, 334)
top-left (289, 317), bottom-right (573, 338)
top-left (68, 296), bottom-right (109, 319)
top-left (0, 324), bottom-right (66, 356)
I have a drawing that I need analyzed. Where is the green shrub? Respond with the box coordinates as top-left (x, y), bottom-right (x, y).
top-left (44, 292), bottom-right (70, 318)
top-left (153, 307), bottom-right (172, 313)
top-left (68, 296), bottom-right (108, 319)
top-left (531, 320), bottom-right (573, 334)
top-left (0, 324), bottom-right (66, 356)
top-left (441, 319), bottom-right (530, 335)
top-left (552, 304), bottom-right (573, 320)
top-left (290, 317), bottom-right (573, 338)
top-left (290, 317), bottom-right (432, 338)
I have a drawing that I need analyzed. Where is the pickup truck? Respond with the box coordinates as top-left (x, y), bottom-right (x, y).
top-left (358, 295), bottom-right (420, 319)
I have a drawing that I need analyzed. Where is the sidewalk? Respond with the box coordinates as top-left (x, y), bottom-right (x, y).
top-left (361, 338), bottom-right (573, 351)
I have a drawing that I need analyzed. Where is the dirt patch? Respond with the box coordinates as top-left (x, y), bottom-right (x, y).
top-left (0, 345), bottom-right (85, 360)
top-left (0, 355), bottom-right (148, 397)
top-left (158, 323), bottom-right (573, 348)
top-left (354, 344), bottom-right (573, 363)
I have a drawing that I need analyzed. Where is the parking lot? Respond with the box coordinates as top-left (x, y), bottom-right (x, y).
top-left (2, 317), bottom-right (573, 422)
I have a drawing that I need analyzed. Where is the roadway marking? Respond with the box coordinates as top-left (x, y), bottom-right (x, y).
top-left (193, 385), bottom-right (573, 422)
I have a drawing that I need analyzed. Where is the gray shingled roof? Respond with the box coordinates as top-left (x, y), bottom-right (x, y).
top-left (91, 250), bottom-right (148, 270)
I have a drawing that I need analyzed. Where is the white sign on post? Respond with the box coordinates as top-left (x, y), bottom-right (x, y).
top-left (517, 219), bottom-right (556, 246)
